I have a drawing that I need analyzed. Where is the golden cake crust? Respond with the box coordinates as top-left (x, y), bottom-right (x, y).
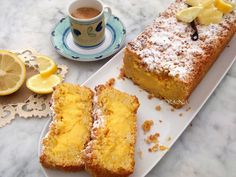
top-left (84, 85), bottom-right (139, 177)
top-left (40, 83), bottom-right (94, 171)
top-left (124, 0), bottom-right (236, 108)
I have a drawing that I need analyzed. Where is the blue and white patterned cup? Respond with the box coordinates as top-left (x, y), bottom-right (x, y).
top-left (68, 0), bottom-right (112, 47)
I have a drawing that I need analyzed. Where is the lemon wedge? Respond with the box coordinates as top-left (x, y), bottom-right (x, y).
top-left (176, 6), bottom-right (203, 23)
top-left (36, 55), bottom-right (57, 78)
top-left (0, 50), bottom-right (26, 96)
top-left (215, 0), bottom-right (234, 13)
top-left (26, 74), bottom-right (61, 94)
top-left (198, 6), bottom-right (223, 25)
top-left (186, 0), bottom-right (215, 7)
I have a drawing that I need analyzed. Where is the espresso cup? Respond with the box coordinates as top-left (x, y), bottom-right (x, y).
top-left (68, 0), bottom-right (112, 47)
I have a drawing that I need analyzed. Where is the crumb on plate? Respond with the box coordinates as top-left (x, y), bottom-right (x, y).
top-left (155, 105), bottom-right (161, 111)
top-left (145, 133), bottom-right (160, 144)
top-left (159, 145), bottom-right (168, 151)
top-left (137, 150), bottom-right (143, 159)
top-left (105, 78), bottom-right (115, 87)
top-left (148, 94), bottom-right (155, 99)
top-left (142, 120), bottom-right (154, 133)
top-left (118, 68), bottom-right (125, 80)
top-left (148, 144), bottom-right (168, 153)
top-left (148, 144), bottom-right (159, 152)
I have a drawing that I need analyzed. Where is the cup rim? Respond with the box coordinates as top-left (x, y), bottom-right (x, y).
top-left (67, 0), bottom-right (104, 22)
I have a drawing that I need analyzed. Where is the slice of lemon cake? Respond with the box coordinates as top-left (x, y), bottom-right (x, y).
top-left (40, 83), bottom-right (94, 171)
top-left (84, 85), bottom-right (140, 177)
top-left (123, 0), bottom-right (236, 108)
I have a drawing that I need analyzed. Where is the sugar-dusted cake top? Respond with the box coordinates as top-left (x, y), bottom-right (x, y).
top-left (127, 0), bottom-right (236, 82)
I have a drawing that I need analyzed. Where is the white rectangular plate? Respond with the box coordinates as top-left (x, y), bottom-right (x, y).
top-left (39, 35), bottom-right (236, 177)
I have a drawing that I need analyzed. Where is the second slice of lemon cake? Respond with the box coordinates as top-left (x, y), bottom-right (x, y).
top-left (84, 85), bottom-right (140, 177)
top-left (40, 83), bottom-right (93, 171)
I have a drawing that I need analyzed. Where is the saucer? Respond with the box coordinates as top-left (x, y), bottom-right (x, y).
top-left (51, 12), bottom-right (126, 62)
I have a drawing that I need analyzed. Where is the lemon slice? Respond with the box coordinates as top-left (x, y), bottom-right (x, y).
top-left (215, 0), bottom-right (234, 13)
top-left (36, 55), bottom-right (57, 77)
top-left (0, 50), bottom-right (26, 96)
top-left (26, 74), bottom-right (61, 94)
top-left (186, 0), bottom-right (215, 7)
top-left (176, 6), bottom-right (203, 23)
top-left (198, 6), bottom-right (223, 25)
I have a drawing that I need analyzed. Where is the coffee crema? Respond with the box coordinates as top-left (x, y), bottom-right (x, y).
top-left (71, 7), bottom-right (101, 19)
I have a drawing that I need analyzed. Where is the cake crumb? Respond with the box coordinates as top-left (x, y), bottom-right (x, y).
top-left (159, 145), bottom-right (168, 151)
top-left (137, 150), bottom-right (143, 159)
top-left (155, 105), bottom-right (161, 111)
top-left (148, 94), bottom-right (155, 99)
top-left (148, 144), bottom-right (159, 152)
top-left (105, 78), bottom-right (115, 87)
top-left (179, 113), bottom-right (183, 117)
top-left (148, 144), bottom-right (168, 152)
top-left (142, 120), bottom-right (154, 133)
top-left (145, 133), bottom-right (160, 144)
top-left (186, 107), bottom-right (191, 112)
top-left (159, 120), bottom-right (163, 123)
top-left (118, 68), bottom-right (125, 80)
top-left (171, 108), bottom-right (175, 112)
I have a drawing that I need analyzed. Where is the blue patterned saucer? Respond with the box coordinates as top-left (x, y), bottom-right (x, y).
top-left (51, 12), bottom-right (126, 62)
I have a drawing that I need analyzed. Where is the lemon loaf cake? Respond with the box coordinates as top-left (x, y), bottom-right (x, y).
top-left (40, 83), bottom-right (94, 171)
top-left (123, 0), bottom-right (236, 108)
top-left (84, 85), bottom-right (140, 177)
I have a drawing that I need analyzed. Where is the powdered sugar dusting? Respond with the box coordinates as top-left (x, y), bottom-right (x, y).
top-left (91, 96), bottom-right (105, 138)
top-left (127, 0), bottom-right (236, 81)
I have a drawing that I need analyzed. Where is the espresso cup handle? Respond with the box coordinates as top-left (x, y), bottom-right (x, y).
top-left (104, 6), bottom-right (112, 25)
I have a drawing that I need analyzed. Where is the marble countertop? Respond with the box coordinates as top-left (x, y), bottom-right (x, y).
top-left (0, 0), bottom-right (236, 177)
